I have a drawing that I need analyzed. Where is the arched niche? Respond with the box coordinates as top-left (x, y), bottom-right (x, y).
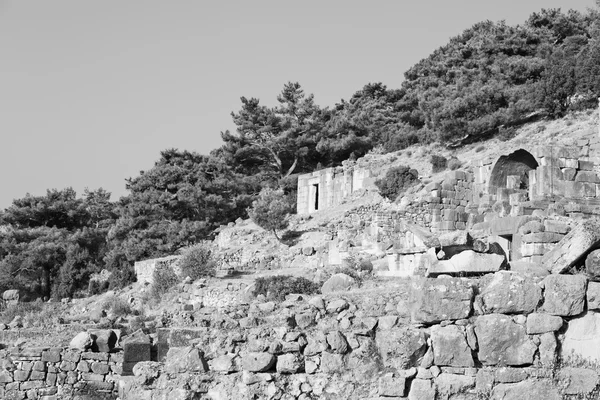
top-left (489, 149), bottom-right (539, 194)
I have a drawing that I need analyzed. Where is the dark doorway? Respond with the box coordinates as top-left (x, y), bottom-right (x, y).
top-left (312, 184), bottom-right (319, 211)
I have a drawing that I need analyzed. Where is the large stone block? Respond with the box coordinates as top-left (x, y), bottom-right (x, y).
top-left (557, 367), bottom-right (599, 395)
top-left (409, 277), bottom-right (474, 324)
top-left (241, 352), bottom-right (275, 372)
top-left (474, 314), bottom-right (536, 366)
top-left (541, 274), bottom-right (586, 316)
top-left (480, 271), bottom-right (542, 314)
top-left (585, 249), bottom-right (600, 280)
top-left (526, 313), bottom-right (563, 334)
top-left (165, 347), bottom-right (208, 374)
top-left (375, 326), bottom-right (428, 370)
top-left (490, 379), bottom-right (560, 400)
top-left (562, 312), bottom-right (600, 363)
top-left (408, 378), bottom-right (436, 400)
top-left (427, 250), bottom-right (505, 276)
top-left (430, 325), bottom-right (474, 367)
top-left (435, 373), bottom-right (475, 398)
top-left (542, 219), bottom-right (600, 274)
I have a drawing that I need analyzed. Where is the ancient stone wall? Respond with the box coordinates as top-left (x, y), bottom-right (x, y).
top-left (0, 347), bottom-right (121, 399)
top-left (120, 271), bottom-right (600, 399)
top-left (296, 165), bottom-right (375, 215)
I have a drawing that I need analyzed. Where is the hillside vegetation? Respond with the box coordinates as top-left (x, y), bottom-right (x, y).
top-left (1, 6), bottom-right (600, 299)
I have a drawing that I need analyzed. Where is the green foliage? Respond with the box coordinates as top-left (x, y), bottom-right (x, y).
top-left (248, 188), bottom-right (293, 241)
top-left (430, 155), bottom-right (448, 173)
top-left (375, 166), bottom-right (419, 201)
top-left (0, 302), bottom-right (44, 324)
top-left (178, 243), bottom-right (216, 281)
top-left (151, 264), bottom-right (179, 298)
top-left (252, 275), bottom-right (320, 301)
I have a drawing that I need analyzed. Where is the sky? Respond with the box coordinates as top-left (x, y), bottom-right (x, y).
top-left (0, 0), bottom-right (595, 208)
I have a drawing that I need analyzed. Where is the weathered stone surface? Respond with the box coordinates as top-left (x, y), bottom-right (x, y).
top-left (294, 312), bottom-right (315, 329)
top-left (131, 361), bottom-right (161, 384)
top-left (557, 367), bottom-right (599, 395)
top-left (543, 219), bottom-right (600, 274)
top-left (480, 271), bottom-right (541, 314)
top-left (408, 378), bottom-right (436, 400)
top-left (494, 367), bottom-right (528, 383)
top-left (563, 311), bottom-right (600, 363)
top-left (589, 281), bottom-right (600, 310)
top-left (435, 373), bottom-right (475, 398)
top-left (526, 313), bottom-right (563, 334)
top-left (276, 353), bottom-right (302, 374)
top-left (491, 380), bottom-right (560, 400)
top-left (319, 351), bottom-right (344, 373)
top-left (242, 352), bottom-right (276, 372)
top-left (377, 315), bottom-right (398, 330)
top-left (518, 220), bottom-right (545, 235)
top-left (326, 331), bottom-right (348, 354)
top-left (321, 273), bottom-right (356, 294)
top-left (69, 332), bottom-right (93, 351)
top-left (376, 326), bottom-right (428, 370)
top-left (378, 374), bottom-right (406, 397)
top-left (474, 314), bottom-right (536, 366)
top-left (409, 277), bottom-right (474, 324)
top-left (430, 325), bottom-right (474, 367)
top-left (586, 249), bottom-right (600, 280)
top-left (89, 329), bottom-right (117, 353)
top-left (325, 298), bottom-right (348, 314)
top-left (211, 355), bottom-right (235, 373)
top-left (539, 332), bottom-right (557, 368)
top-left (165, 347), bottom-right (208, 374)
top-left (541, 274), bottom-right (586, 316)
top-left (428, 251), bottom-right (505, 276)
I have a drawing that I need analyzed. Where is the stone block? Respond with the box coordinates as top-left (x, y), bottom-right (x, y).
top-left (408, 378), bottom-right (436, 400)
top-left (165, 347), bottom-right (208, 374)
top-left (474, 314), bottom-right (536, 366)
top-left (480, 271), bottom-right (541, 314)
top-left (427, 250), bottom-right (505, 276)
top-left (526, 313), bottom-right (563, 334)
top-left (562, 167), bottom-right (577, 181)
top-left (541, 274), bottom-right (586, 316)
top-left (491, 380), bottom-right (560, 400)
top-left (562, 311), bottom-right (600, 363)
top-left (241, 352), bottom-right (275, 372)
top-left (579, 160), bottom-right (595, 170)
top-left (276, 353), bottom-right (302, 374)
top-left (588, 282), bottom-right (600, 310)
top-left (90, 362), bottom-right (109, 375)
top-left (409, 277), bottom-right (474, 324)
top-left (435, 373), bottom-right (475, 398)
top-left (41, 350), bottom-right (61, 363)
top-left (575, 170), bottom-right (600, 183)
top-left (557, 367), bottom-right (599, 395)
top-left (90, 329), bottom-right (118, 353)
top-left (375, 327), bottom-right (428, 370)
top-left (123, 342), bottom-right (151, 364)
top-left (543, 219), bottom-right (600, 274)
top-left (14, 370), bottom-right (29, 381)
top-left (430, 325), bottom-right (474, 367)
top-left (319, 352), bottom-right (344, 373)
top-left (378, 374), bottom-right (406, 397)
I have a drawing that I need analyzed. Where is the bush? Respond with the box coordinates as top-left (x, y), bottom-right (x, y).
top-left (0, 302), bottom-right (44, 324)
top-left (102, 295), bottom-right (132, 317)
top-left (248, 188), bottom-right (294, 241)
top-left (375, 166), bottom-right (419, 201)
top-left (178, 243), bottom-right (216, 281)
top-left (108, 265), bottom-right (136, 290)
top-left (252, 275), bottom-right (320, 301)
top-left (88, 280), bottom-right (109, 296)
top-left (151, 264), bottom-right (179, 298)
top-left (430, 155), bottom-right (448, 173)
top-left (448, 158), bottom-right (462, 171)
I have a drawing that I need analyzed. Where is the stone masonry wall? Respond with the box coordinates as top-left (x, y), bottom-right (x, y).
top-left (0, 347), bottom-right (121, 399)
top-left (122, 271), bottom-right (600, 399)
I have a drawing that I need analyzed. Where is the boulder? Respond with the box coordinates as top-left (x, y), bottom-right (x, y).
top-left (376, 326), bottom-right (428, 369)
top-left (542, 219), bottom-right (600, 274)
top-left (557, 367), bottom-right (599, 395)
top-left (562, 312), bottom-right (600, 363)
top-left (70, 332), bottom-right (93, 351)
top-left (525, 313), bottom-right (563, 334)
top-left (242, 352), bottom-right (276, 372)
top-left (326, 331), bottom-right (349, 354)
top-left (427, 250), bottom-right (506, 276)
top-left (438, 231), bottom-right (473, 257)
top-left (491, 380), bottom-right (560, 400)
top-left (430, 325), bottom-right (474, 367)
top-left (165, 347), bottom-right (208, 374)
top-left (541, 274), bottom-right (587, 316)
top-left (474, 314), bottom-right (536, 366)
top-left (409, 277), bottom-right (474, 324)
top-left (131, 361), bottom-right (161, 384)
top-left (321, 273), bottom-right (356, 294)
top-left (585, 249), bottom-right (600, 280)
top-left (480, 271), bottom-right (542, 314)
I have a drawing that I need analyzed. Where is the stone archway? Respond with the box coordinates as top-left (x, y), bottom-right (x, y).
top-left (489, 149), bottom-right (539, 195)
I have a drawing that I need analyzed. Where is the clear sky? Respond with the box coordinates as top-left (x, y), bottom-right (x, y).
top-left (0, 0), bottom-right (595, 208)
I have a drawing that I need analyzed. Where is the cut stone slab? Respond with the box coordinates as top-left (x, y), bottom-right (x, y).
top-left (542, 219), bottom-right (600, 274)
top-left (557, 367), bottom-right (599, 395)
top-left (563, 312), bottom-right (600, 363)
top-left (375, 326), bottom-right (428, 370)
top-left (430, 325), bottom-right (474, 367)
top-left (491, 380), bottom-right (560, 400)
top-left (409, 277), bottom-right (474, 324)
top-left (526, 313), bottom-right (563, 334)
top-left (427, 250), bottom-right (505, 276)
top-left (474, 314), bottom-right (537, 366)
top-left (541, 274), bottom-right (587, 316)
top-left (321, 273), bottom-right (356, 294)
top-left (480, 271), bottom-right (541, 314)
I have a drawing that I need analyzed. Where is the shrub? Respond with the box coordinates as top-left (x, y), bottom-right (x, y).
top-left (248, 188), bottom-right (294, 241)
top-left (252, 275), bottom-right (320, 301)
top-left (375, 165), bottom-right (419, 201)
top-left (0, 302), bottom-right (44, 324)
top-left (178, 243), bottom-right (216, 281)
top-left (430, 155), bottom-right (448, 173)
top-left (108, 265), bottom-right (136, 290)
top-left (102, 295), bottom-right (132, 317)
top-left (88, 280), bottom-right (110, 296)
top-left (151, 264), bottom-right (179, 298)
top-left (448, 158), bottom-right (462, 170)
